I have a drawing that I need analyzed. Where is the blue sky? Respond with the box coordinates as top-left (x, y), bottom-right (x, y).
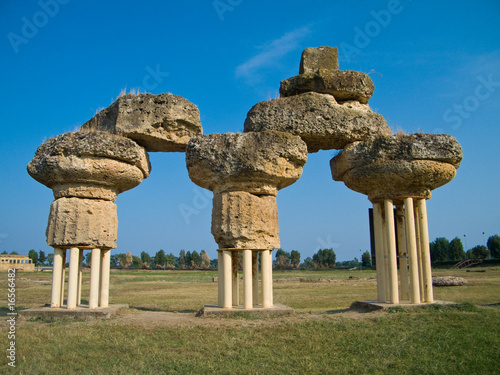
top-left (1, 0), bottom-right (499, 262)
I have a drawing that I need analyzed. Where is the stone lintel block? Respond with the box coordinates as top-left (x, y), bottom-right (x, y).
top-left (186, 131), bottom-right (307, 194)
top-left (299, 46), bottom-right (339, 74)
top-left (330, 134), bottom-right (463, 201)
top-left (46, 197), bottom-right (118, 249)
top-left (212, 191), bottom-right (279, 249)
top-left (280, 70), bottom-right (375, 104)
top-left (81, 93), bottom-right (203, 152)
top-left (244, 92), bottom-right (391, 153)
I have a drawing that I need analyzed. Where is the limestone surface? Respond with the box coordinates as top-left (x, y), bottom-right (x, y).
top-left (81, 93), bottom-right (202, 152)
top-left (299, 46), bottom-right (339, 74)
top-left (280, 70), bottom-right (375, 104)
top-left (330, 134), bottom-right (463, 201)
top-left (212, 191), bottom-right (279, 249)
top-left (244, 92), bottom-right (391, 153)
top-left (186, 131), bottom-right (307, 195)
top-left (27, 131), bottom-right (150, 200)
top-left (46, 197), bottom-right (118, 249)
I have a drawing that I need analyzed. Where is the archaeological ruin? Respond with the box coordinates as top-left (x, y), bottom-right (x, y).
top-left (27, 46), bottom-right (462, 312)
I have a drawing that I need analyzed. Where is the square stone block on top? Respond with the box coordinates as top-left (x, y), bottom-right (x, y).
top-left (81, 93), bottom-right (203, 152)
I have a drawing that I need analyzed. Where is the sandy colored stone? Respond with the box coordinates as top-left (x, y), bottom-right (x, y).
top-left (27, 131), bottom-right (150, 200)
top-left (186, 131), bottom-right (307, 195)
top-left (46, 197), bottom-right (118, 248)
top-left (330, 134), bottom-right (463, 201)
top-left (244, 92), bottom-right (391, 153)
top-left (212, 191), bottom-right (279, 249)
top-left (299, 46), bottom-right (339, 74)
top-left (81, 93), bottom-right (202, 152)
top-left (280, 70), bottom-right (375, 104)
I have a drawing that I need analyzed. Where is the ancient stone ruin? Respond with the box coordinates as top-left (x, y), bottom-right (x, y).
top-left (27, 45), bottom-right (462, 312)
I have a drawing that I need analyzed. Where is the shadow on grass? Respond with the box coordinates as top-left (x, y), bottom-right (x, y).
top-left (129, 306), bottom-right (197, 314)
top-left (325, 308), bottom-right (353, 315)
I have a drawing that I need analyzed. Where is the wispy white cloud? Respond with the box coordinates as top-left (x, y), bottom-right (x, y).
top-left (235, 26), bottom-right (311, 80)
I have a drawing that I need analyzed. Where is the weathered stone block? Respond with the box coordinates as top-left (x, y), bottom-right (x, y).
top-left (46, 198), bottom-right (118, 248)
top-left (244, 92), bottom-right (391, 153)
top-left (330, 134), bottom-right (463, 201)
top-left (27, 131), bottom-right (150, 200)
top-left (81, 93), bottom-right (202, 152)
top-left (299, 46), bottom-right (339, 74)
top-left (280, 70), bottom-right (375, 104)
top-left (186, 131), bottom-right (307, 195)
top-left (212, 191), bottom-right (279, 249)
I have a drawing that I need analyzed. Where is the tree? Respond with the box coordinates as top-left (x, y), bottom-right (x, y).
top-left (430, 237), bottom-right (450, 262)
top-left (140, 251), bottom-right (151, 268)
top-left (1, 251), bottom-right (7, 255)
top-left (191, 251), bottom-right (201, 268)
top-left (361, 251), bottom-right (371, 267)
top-left (10, 251), bottom-right (18, 255)
top-left (312, 249), bottom-right (336, 268)
top-left (85, 252), bottom-right (92, 266)
top-left (28, 249), bottom-right (39, 265)
top-left (116, 253), bottom-right (131, 269)
top-left (179, 250), bottom-right (186, 269)
top-left (46, 253), bottom-right (54, 266)
top-left (131, 256), bottom-right (143, 269)
top-left (166, 253), bottom-right (177, 269)
top-left (200, 250), bottom-right (210, 269)
top-left (300, 257), bottom-right (313, 268)
top-left (487, 235), bottom-right (500, 259)
top-left (38, 250), bottom-right (46, 265)
top-left (154, 249), bottom-right (167, 269)
top-left (275, 249), bottom-right (291, 268)
top-left (470, 245), bottom-right (489, 260)
top-left (210, 258), bottom-right (218, 269)
top-left (449, 237), bottom-right (466, 261)
top-left (290, 250), bottom-right (301, 268)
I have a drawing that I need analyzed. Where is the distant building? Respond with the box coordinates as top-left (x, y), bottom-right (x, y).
top-left (0, 254), bottom-right (35, 271)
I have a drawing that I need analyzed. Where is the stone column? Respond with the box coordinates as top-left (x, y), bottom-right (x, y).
top-left (414, 204), bottom-right (425, 300)
top-left (28, 131), bottom-right (151, 310)
top-left (261, 249), bottom-right (272, 308)
top-left (99, 249), bottom-right (111, 308)
top-left (416, 199), bottom-right (434, 303)
top-left (396, 205), bottom-right (410, 301)
top-left (384, 199), bottom-right (399, 304)
top-left (404, 198), bottom-right (421, 304)
top-left (331, 132), bottom-right (462, 306)
top-left (50, 247), bottom-right (64, 308)
top-left (252, 251), bottom-right (259, 306)
top-left (186, 131), bottom-right (307, 311)
top-left (372, 203), bottom-right (386, 303)
top-left (217, 250), bottom-right (223, 308)
top-left (77, 248), bottom-right (84, 306)
top-left (89, 248), bottom-right (101, 309)
top-left (60, 250), bottom-right (66, 307)
top-left (222, 250), bottom-right (232, 308)
top-left (243, 249), bottom-right (253, 309)
top-left (231, 252), bottom-right (239, 307)
top-left (67, 247), bottom-right (80, 309)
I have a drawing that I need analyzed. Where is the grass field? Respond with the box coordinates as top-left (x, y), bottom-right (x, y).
top-left (1, 266), bottom-right (499, 374)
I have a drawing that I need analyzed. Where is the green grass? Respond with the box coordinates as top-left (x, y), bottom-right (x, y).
top-left (1, 267), bottom-right (499, 374)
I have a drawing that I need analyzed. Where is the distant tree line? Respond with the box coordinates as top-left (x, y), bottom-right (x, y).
top-left (10, 234), bottom-right (500, 269)
top-left (430, 234), bottom-right (500, 262)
